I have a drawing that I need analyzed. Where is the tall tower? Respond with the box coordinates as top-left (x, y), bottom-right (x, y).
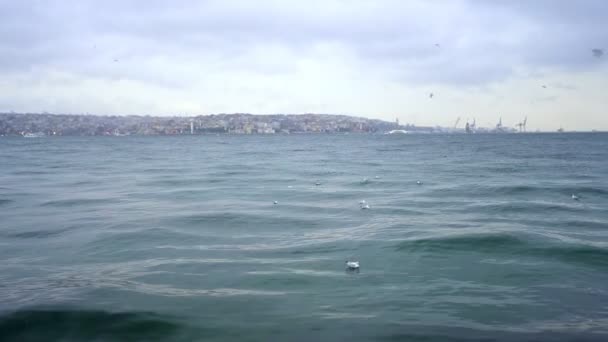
top-left (190, 121), bottom-right (194, 135)
top-left (395, 117), bottom-right (400, 128)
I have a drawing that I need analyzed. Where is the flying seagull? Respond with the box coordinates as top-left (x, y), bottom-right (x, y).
top-left (435, 43), bottom-right (440, 48)
top-left (429, 93), bottom-right (434, 99)
top-left (592, 48), bottom-right (604, 58)
top-left (542, 85), bottom-right (547, 89)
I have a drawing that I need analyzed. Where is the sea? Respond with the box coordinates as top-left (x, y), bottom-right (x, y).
top-left (1, 133), bottom-right (607, 341)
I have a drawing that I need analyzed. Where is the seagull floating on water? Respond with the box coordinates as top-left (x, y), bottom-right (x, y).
top-left (571, 194), bottom-right (580, 201)
top-left (273, 201), bottom-right (278, 205)
top-left (315, 181), bottom-right (321, 186)
top-left (416, 180), bottom-right (423, 185)
top-left (345, 261), bottom-right (360, 270)
top-left (374, 176), bottom-right (380, 179)
top-left (359, 200), bottom-right (370, 209)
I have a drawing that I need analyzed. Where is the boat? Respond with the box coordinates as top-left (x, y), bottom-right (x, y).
top-left (385, 130), bottom-right (409, 134)
top-left (23, 132), bottom-right (45, 138)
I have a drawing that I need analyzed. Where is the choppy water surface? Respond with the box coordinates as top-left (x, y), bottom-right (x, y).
top-left (1, 134), bottom-right (608, 341)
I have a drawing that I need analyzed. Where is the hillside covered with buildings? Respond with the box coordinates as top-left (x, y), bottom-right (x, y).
top-left (0, 113), bottom-right (400, 136)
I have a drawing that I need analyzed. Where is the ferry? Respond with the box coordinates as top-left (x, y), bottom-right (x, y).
top-left (23, 132), bottom-right (45, 138)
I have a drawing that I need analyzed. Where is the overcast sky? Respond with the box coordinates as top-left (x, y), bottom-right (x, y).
top-left (1, 0), bottom-right (607, 130)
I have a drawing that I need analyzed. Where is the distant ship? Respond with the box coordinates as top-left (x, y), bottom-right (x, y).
top-left (557, 127), bottom-right (564, 133)
top-left (385, 130), bottom-right (409, 134)
top-left (23, 132), bottom-right (45, 138)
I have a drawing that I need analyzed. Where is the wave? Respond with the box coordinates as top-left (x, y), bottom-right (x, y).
top-left (40, 198), bottom-right (119, 207)
top-left (396, 234), bottom-right (527, 253)
top-left (138, 178), bottom-right (209, 187)
top-left (67, 180), bottom-right (100, 187)
top-left (6, 228), bottom-right (71, 239)
top-left (379, 327), bottom-right (608, 342)
top-left (465, 202), bottom-right (584, 215)
top-left (0, 309), bottom-right (183, 341)
top-left (9, 170), bottom-right (49, 176)
top-left (558, 220), bottom-right (608, 230)
top-left (430, 184), bottom-right (608, 198)
top-left (558, 186), bottom-right (608, 196)
top-left (168, 212), bottom-right (323, 229)
top-left (536, 245), bottom-right (608, 268)
top-left (0, 199), bottom-right (13, 206)
top-left (395, 234), bottom-right (608, 269)
top-left (491, 185), bottom-right (553, 195)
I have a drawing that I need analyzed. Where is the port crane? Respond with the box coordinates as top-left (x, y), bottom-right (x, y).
top-left (516, 116), bottom-right (528, 132)
top-left (453, 117), bottom-right (461, 129)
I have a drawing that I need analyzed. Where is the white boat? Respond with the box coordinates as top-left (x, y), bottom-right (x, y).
top-left (385, 130), bottom-right (409, 134)
top-left (23, 132), bottom-right (45, 138)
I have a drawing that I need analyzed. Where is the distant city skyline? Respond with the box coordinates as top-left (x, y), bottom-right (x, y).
top-left (1, 0), bottom-right (607, 131)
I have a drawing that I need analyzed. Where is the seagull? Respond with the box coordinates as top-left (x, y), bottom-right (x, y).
top-left (362, 177), bottom-right (370, 183)
top-left (113, 59), bottom-right (118, 62)
top-left (273, 201), bottom-right (278, 205)
top-left (542, 85), bottom-right (547, 89)
top-left (345, 261), bottom-right (360, 270)
top-left (571, 194), bottom-right (580, 201)
top-left (435, 43), bottom-right (440, 48)
top-left (416, 180), bottom-right (423, 185)
top-left (374, 176), bottom-right (380, 179)
top-left (429, 93), bottom-right (434, 99)
top-left (359, 199), bottom-right (370, 209)
top-left (315, 181), bottom-right (321, 186)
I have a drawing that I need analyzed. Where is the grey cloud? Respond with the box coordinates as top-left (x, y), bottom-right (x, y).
top-left (592, 49), bottom-right (604, 58)
top-left (1, 0), bottom-right (607, 87)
